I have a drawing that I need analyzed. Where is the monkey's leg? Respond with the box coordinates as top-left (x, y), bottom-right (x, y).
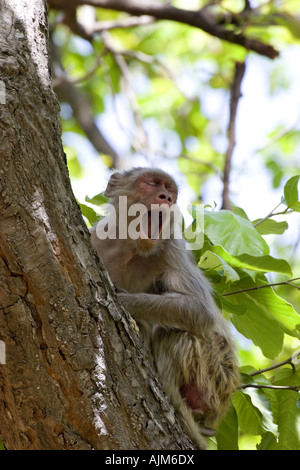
top-left (152, 327), bottom-right (240, 439)
top-left (179, 382), bottom-right (217, 436)
top-left (152, 328), bottom-right (208, 449)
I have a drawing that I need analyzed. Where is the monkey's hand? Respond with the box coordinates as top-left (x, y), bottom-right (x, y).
top-left (116, 287), bottom-right (128, 294)
top-left (117, 289), bottom-right (134, 316)
top-left (117, 291), bottom-right (215, 335)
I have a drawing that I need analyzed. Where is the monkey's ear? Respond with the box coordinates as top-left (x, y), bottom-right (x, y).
top-left (104, 172), bottom-right (123, 197)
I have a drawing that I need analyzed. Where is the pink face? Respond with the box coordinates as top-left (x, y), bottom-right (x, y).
top-left (130, 173), bottom-right (179, 251)
top-left (136, 173), bottom-right (178, 209)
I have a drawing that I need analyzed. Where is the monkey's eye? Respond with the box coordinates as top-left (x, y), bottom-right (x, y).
top-left (145, 178), bottom-right (160, 186)
top-left (166, 185), bottom-right (177, 193)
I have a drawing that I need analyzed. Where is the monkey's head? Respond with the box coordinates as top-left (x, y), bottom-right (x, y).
top-left (104, 168), bottom-right (179, 253)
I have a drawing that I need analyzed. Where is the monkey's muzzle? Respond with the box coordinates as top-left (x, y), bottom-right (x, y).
top-left (142, 208), bottom-right (170, 241)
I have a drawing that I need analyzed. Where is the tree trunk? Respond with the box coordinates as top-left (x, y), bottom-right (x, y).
top-left (0, 0), bottom-right (193, 450)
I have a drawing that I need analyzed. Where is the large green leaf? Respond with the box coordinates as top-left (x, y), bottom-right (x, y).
top-left (272, 368), bottom-right (300, 450)
top-left (228, 277), bottom-right (300, 335)
top-left (252, 218), bottom-right (288, 235)
top-left (212, 245), bottom-right (292, 277)
top-left (199, 250), bottom-right (240, 283)
top-left (221, 296), bottom-right (248, 316)
top-left (228, 277), bottom-right (300, 358)
top-left (203, 210), bottom-right (269, 256)
top-left (78, 202), bottom-right (100, 226)
top-left (258, 432), bottom-right (279, 450)
top-left (243, 388), bottom-right (277, 436)
top-left (216, 404), bottom-right (239, 450)
top-left (231, 301), bottom-right (284, 358)
top-left (85, 192), bottom-right (108, 206)
top-left (284, 175), bottom-right (300, 212)
top-left (231, 390), bottom-right (263, 435)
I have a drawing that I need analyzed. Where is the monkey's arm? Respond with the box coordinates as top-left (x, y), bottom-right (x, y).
top-left (118, 292), bottom-right (211, 335)
top-left (117, 269), bottom-right (219, 336)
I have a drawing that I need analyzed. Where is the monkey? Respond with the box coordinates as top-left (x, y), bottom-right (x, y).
top-left (90, 167), bottom-right (240, 449)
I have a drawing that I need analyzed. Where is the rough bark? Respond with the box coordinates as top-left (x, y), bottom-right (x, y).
top-left (0, 0), bottom-right (193, 450)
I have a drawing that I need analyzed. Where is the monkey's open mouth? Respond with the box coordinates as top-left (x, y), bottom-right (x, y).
top-left (141, 209), bottom-right (167, 241)
top-left (147, 210), bottom-right (163, 240)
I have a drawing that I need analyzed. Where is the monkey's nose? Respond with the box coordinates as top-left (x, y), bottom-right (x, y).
top-left (158, 192), bottom-right (173, 205)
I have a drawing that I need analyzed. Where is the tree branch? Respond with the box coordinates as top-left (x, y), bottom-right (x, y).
top-left (221, 61), bottom-right (246, 210)
top-left (59, 5), bottom-right (155, 40)
top-left (55, 79), bottom-right (120, 164)
top-left (223, 276), bottom-right (300, 296)
top-left (48, 0), bottom-right (279, 59)
top-left (88, 15), bottom-right (155, 34)
top-left (249, 350), bottom-right (300, 377)
top-left (51, 41), bottom-right (120, 166)
top-left (241, 384), bottom-right (300, 391)
top-left (253, 200), bottom-right (287, 227)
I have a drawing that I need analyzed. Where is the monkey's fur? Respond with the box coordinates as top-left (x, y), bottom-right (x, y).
top-left (90, 168), bottom-right (240, 449)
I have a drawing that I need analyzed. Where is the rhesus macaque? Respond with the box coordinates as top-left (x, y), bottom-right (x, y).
top-left (90, 168), bottom-right (240, 449)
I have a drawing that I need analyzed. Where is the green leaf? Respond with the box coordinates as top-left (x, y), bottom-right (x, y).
top-left (243, 388), bottom-right (277, 435)
top-left (85, 193), bottom-right (108, 206)
top-left (228, 277), bottom-right (300, 337)
top-left (284, 175), bottom-right (300, 212)
top-left (64, 145), bottom-right (83, 179)
top-left (216, 404), bottom-right (239, 450)
top-left (199, 250), bottom-right (240, 282)
top-left (253, 218), bottom-right (288, 235)
top-left (258, 432), bottom-right (279, 450)
top-left (228, 277), bottom-right (300, 358)
top-left (212, 245), bottom-right (292, 277)
top-left (232, 205), bottom-right (250, 220)
top-left (273, 12), bottom-right (300, 39)
top-left (231, 301), bottom-right (284, 359)
top-left (221, 296), bottom-right (247, 316)
top-left (272, 368), bottom-right (300, 450)
top-left (79, 202), bottom-right (100, 226)
top-left (203, 210), bottom-right (269, 256)
top-left (232, 390), bottom-right (263, 435)
top-left (254, 375), bottom-right (279, 423)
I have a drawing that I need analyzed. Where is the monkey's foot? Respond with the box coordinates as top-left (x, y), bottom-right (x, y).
top-left (192, 408), bottom-right (204, 421)
top-left (198, 426), bottom-right (216, 437)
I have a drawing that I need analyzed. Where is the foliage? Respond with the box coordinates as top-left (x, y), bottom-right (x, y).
top-left (199, 176), bottom-right (300, 450)
top-left (48, 0), bottom-right (300, 450)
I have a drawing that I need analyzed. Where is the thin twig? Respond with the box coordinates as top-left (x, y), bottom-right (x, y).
top-left (221, 61), bottom-right (246, 210)
top-left (241, 384), bottom-right (300, 391)
top-left (253, 200), bottom-right (285, 227)
top-left (159, 149), bottom-right (219, 172)
top-left (93, 15), bottom-right (155, 32)
top-left (223, 276), bottom-right (300, 296)
top-left (53, 56), bottom-right (103, 87)
top-left (249, 350), bottom-right (300, 377)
